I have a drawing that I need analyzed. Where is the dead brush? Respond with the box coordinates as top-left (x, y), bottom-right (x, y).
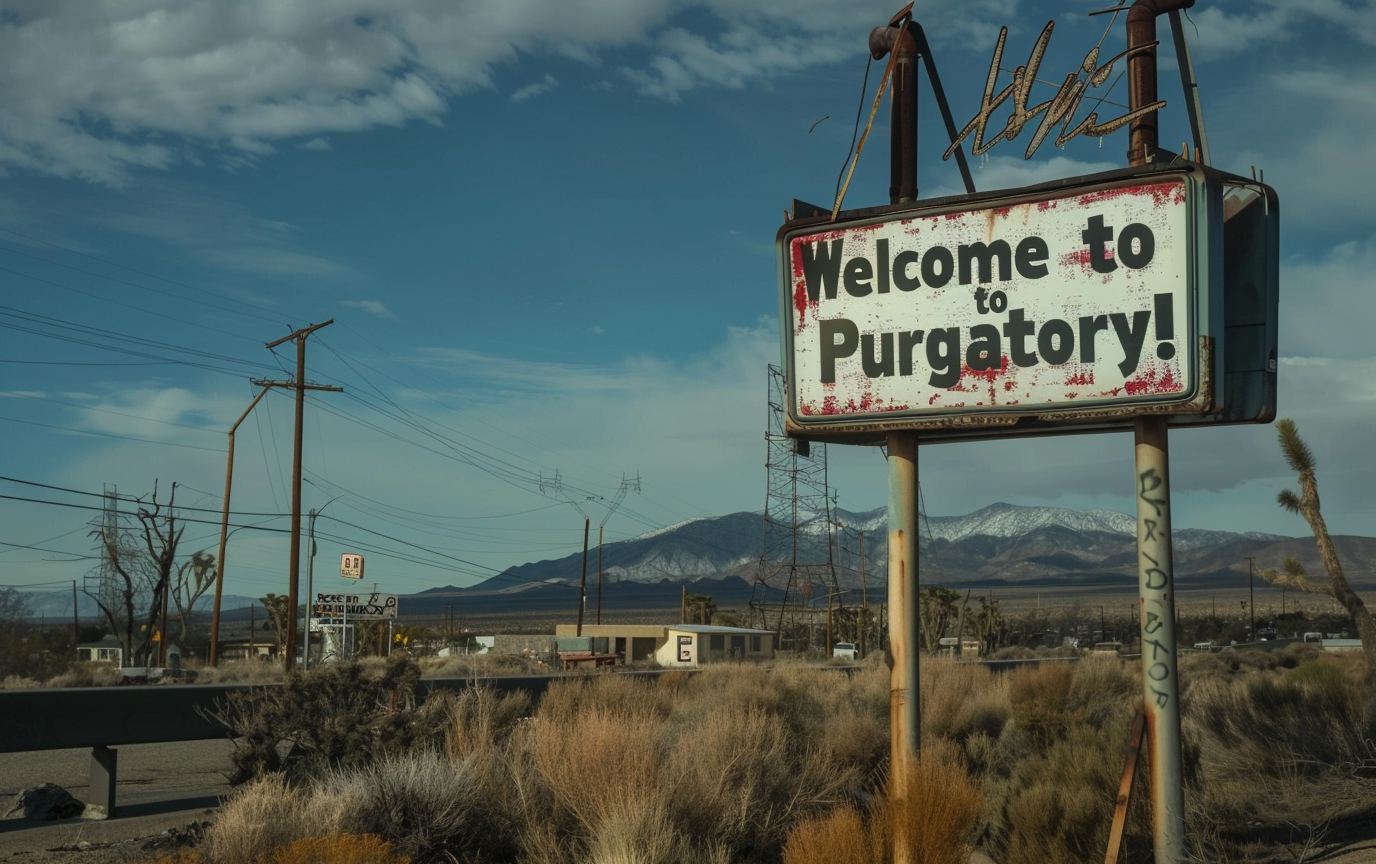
top-left (880, 740), bottom-right (982, 864)
top-left (443, 684), bottom-right (531, 759)
top-left (259, 834), bottom-right (410, 864)
top-left (524, 705), bottom-right (664, 836)
top-left (781, 806), bottom-right (875, 864)
top-left (663, 701), bottom-right (857, 861)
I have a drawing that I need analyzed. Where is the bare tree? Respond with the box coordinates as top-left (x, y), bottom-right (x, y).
top-left (86, 481), bottom-right (195, 665)
top-left (1262, 418), bottom-right (1376, 729)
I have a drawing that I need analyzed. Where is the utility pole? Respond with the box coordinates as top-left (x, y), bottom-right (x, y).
top-left (211, 386), bottom-right (268, 666)
top-left (255, 320), bottom-right (342, 672)
top-left (1245, 556), bottom-right (1256, 640)
top-left (595, 474), bottom-right (640, 625)
top-left (71, 581), bottom-right (79, 656)
top-left (577, 517), bottom-right (590, 636)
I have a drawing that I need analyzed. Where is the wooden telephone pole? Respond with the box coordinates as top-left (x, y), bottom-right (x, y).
top-left (254, 320), bottom-right (342, 672)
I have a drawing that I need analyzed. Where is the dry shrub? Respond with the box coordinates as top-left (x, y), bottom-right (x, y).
top-left (525, 706), bottom-right (664, 835)
top-left (922, 658), bottom-right (1010, 747)
top-left (193, 660), bottom-right (284, 685)
top-left (780, 806), bottom-right (874, 864)
top-left (882, 740), bottom-right (982, 864)
top-left (537, 674), bottom-right (672, 725)
top-left (262, 834), bottom-right (409, 864)
top-left (324, 751), bottom-right (520, 864)
top-left (444, 684), bottom-right (531, 759)
top-left (583, 796), bottom-right (686, 864)
top-left (44, 662), bottom-right (123, 688)
top-left (420, 652), bottom-right (538, 679)
top-left (1006, 660), bottom-right (1079, 747)
top-left (983, 711), bottom-right (1146, 864)
top-left (664, 702), bottom-right (856, 860)
top-left (198, 774), bottom-right (311, 864)
top-left (1184, 659), bottom-right (1368, 781)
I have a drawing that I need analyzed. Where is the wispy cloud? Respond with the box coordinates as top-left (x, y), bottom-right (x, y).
top-left (341, 299), bottom-right (396, 319)
top-left (299, 137), bottom-right (332, 151)
top-left (512, 74), bottom-right (560, 102)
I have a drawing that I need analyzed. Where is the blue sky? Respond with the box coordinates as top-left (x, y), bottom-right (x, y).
top-left (2, 0), bottom-right (1374, 603)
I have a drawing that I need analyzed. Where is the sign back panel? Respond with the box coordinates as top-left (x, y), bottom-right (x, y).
top-left (780, 170), bottom-right (1213, 437)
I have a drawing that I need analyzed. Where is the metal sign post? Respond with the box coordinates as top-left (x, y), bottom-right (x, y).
top-left (1127, 3), bottom-right (1192, 861)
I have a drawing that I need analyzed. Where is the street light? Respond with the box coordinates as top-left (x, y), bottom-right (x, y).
top-left (303, 494), bottom-right (344, 672)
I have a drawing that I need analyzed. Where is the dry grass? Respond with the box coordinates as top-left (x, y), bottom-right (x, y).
top-left (193, 659), bottom-right (285, 685)
top-left (261, 835), bottom-right (410, 864)
top-left (781, 806), bottom-right (874, 864)
top-left (141, 652), bottom-right (1376, 864)
top-left (883, 741), bottom-right (983, 864)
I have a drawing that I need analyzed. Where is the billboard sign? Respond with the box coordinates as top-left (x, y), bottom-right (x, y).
top-left (313, 591), bottom-right (398, 621)
top-left (776, 166), bottom-right (1264, 441)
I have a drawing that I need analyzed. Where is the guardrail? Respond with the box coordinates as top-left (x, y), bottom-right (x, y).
top-left (0, 674), bottom-right (585, 816)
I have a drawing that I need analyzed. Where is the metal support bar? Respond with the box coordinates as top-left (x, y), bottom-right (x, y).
top-left (1134, 416), bottom-right (1187, 862)
top-left (886, 432), bottom-right (920, 773)
top-left (1168, 10), bottom-right (1210, 164)
top-left (90, 745), bottom-right (117, 817)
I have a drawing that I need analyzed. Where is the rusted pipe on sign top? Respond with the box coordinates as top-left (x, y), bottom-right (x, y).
top-left (1126, 0), bottom-right (1194, 165)
top-left (870, 21), bottom-right (919, 203)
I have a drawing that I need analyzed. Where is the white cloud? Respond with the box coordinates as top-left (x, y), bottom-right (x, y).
top-left (0, 0), bottom-right (1031, 184)
top-left (340, 299), bottom-right (395, 319)
top-left (511, 74), bottom-right (560, 102)
top-left (588, 325), bottom-right (605, 336)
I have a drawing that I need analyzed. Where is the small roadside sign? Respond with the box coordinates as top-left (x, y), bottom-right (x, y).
top-left (341, 553), bottom-right (364, 580)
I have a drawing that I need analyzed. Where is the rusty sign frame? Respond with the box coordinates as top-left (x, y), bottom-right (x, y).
top-left (777, 162), bottom-right (1276, 445)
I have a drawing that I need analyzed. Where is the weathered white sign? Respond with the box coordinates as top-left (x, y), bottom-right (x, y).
top-left (340, 553), bottom-right (364, 580)
top-left (780, 172), bottom-right (1205, 434)
top-left (313, 591), bottom-right (398, 620)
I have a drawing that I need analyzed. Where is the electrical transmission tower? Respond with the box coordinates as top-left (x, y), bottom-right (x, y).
top-left (749, 365), bottom-right (837, 651)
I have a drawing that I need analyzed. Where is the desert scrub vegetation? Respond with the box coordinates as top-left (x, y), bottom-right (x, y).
top-left (154, 651), bottom-right (1375, 864)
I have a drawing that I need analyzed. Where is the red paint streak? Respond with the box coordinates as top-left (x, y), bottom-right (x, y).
top-left (1037, 199), bottom-right (1059, 212)
top-left (800, 392), bottom-right (910, 415)
top-left (793, 281), bottom-right (811, 327)
top-left (943, 212), bottom-right (962, 221)
top-left (1123, 366), bottom-right (1181, 395)
top-left (1003, 380), bottom-right (1016, 392)
top-left (992, 206), bottom-right (1012, 219)
top-left (961, 355), bottom-right (1012, 384)
top-left (928, 394), bottom-right (940, 405)
top-left (1065, 370), bottom-right (1095, 386)
top-left (1074, 181), bottom-right (1184, 209)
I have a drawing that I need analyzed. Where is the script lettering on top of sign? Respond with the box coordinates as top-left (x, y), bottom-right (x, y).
top-left (780, 174), bottom-right (1200, 430)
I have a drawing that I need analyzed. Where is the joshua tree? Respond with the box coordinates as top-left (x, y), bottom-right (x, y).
top-left (1263, 418), bottom-right (1376, 728)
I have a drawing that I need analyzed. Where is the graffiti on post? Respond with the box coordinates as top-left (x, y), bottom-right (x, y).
top-left (1138, 465), bottom-right (1173, 709)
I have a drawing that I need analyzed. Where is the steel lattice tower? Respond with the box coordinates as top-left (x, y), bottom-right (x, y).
top-left (749, 365), bottom-right (837, 650)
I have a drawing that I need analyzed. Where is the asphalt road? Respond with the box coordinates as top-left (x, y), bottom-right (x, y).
top-left (0, 739), bottom-right (235, 859)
